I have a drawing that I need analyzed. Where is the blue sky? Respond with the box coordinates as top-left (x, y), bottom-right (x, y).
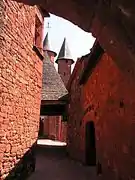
top-left (44, 14), bottom-right (95, 68)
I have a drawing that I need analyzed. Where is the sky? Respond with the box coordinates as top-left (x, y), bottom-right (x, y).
top-left (44, 14), bottom-right (95, 69)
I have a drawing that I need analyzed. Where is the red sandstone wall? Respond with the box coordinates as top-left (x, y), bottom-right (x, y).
top-left (48, 117), bottom-right (57, 140)
top-left (83, 53), bottom-right (135, 180)
top-left (67, 59), bottom-right (84, 160)
top-left (0, 1), bottom-right (43, 179)
top-left (43, 116), bottom-right (67, 142)
top-left (43, 116), bottom-right (61, 140)
top-left (56, 116), bottom-right (61, 141)
top-left (68, 52), bottom-right (135, 180)
top-left (43, 116), bottom-right (49, 137)
top-left (58, 60), bottom-right (72, 86)
top-left (60, 121), bottom-right (67, 142)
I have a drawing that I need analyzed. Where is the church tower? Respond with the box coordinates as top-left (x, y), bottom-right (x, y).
top-left (56, 38), bottom-right (74, 86)
top-left (43, 32), bottom-right (57, 63)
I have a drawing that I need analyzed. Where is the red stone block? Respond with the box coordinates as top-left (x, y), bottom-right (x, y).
top-left (0, 1), bottom-right (44, 178)
top-left (0, 144), bottom-right (6, 153)
top-left (67, 48), bottom-right (135, 179)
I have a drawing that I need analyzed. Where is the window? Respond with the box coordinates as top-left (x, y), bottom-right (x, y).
top-left (64, 72), bottom-right (66, 76)
top-left (33, 14), bottom-right (44, 60)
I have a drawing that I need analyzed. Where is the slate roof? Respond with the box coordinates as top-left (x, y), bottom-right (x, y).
top-left (56, 38), bottom-right (74, 64)
top-left (42, 52), bottom-right (68, 101)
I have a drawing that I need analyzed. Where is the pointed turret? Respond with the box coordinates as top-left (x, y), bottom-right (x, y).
top-left (56, 38), bottom-right (74, 86)
top-left (43, 32), bottom-right (50, 51)
top-left (56, 38), bottom-right (74, 64)
top-left (43, 33), bottom-right (57, 63)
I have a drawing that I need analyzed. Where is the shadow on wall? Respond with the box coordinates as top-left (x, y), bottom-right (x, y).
top-left (4, 142), bottom-right (37, 180)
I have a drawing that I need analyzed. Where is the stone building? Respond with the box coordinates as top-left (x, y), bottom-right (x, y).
top-left (67, 40), bottom-right (135, 180)
top-left (40, 36), bottom-right (74, 142)
top-left (40, 35), bottom-right (67, 142)
top-left (1, 0), bottom-right (135, 179)
top-left (56, 38), bottom-right (74, 86)
top-left (0, 0), bottom-right (49, 179)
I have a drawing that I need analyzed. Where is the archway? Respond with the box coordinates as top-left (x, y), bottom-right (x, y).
top-left (12, 0), bottom-right (135, 84)
top-left (2, 0), bottom-right (135, 179)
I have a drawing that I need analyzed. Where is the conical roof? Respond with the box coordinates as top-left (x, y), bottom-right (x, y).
top-left (43, 32), bottom-right (50, 51)
top-left (42, 52), bottom-right (68, 101)
top-left (56, 38), bottom-right (74, 64)
top-left (43, 33), bottom-right (57, 57)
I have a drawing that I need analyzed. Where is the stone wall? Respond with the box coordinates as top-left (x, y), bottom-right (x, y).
top-left (68, 51), bottom-right (135, 180)
top-left (60, 121), bottom-right (67, 142)
top-left (58, 60), bottom-right (72, 86)
top-left (43, 116), bottom-right (61, 140)
top-left (41, 116), bottom-right (67, 142)
top-left (0, 1), bottom-right (43, 179)
top-left (67, 58), bottom-right (84, 160)
top-left (83, 53), bottom-right (135, 180)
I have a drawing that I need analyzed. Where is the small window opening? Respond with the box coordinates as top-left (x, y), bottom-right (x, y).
top-left (64, 72), bottom-right (66, 76)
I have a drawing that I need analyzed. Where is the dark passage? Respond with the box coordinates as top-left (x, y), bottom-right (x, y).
top-left (85, 121), bottom-right (96, 166)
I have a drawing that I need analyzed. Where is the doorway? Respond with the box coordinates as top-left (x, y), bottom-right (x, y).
top-left (85, 121), bottom-right (96, 166)
top-left (38, 118), bottom-right (44, 137)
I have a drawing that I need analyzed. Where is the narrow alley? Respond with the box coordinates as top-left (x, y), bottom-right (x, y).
top-left (28, 140), bottom-right (98, 180)
top-left (1, 0), bottom-right (135, 179)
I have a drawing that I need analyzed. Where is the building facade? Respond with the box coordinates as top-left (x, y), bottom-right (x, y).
top-left (40, 33), bottom-right (62, 141)
top-left (67, 41), bottom-right (135, 180)
top-left (66, 57), bottom-right (84, 160)
top-left (56, 38), bottom-right (74, 86)
top-left (40, 37), bottom-right (74, 142)
top-left (42, 116), bottom-right (61, 140)
top-left (40, 36), bottom-right (69, 142)
top-left (0, 1), bottom-right (48, 179)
